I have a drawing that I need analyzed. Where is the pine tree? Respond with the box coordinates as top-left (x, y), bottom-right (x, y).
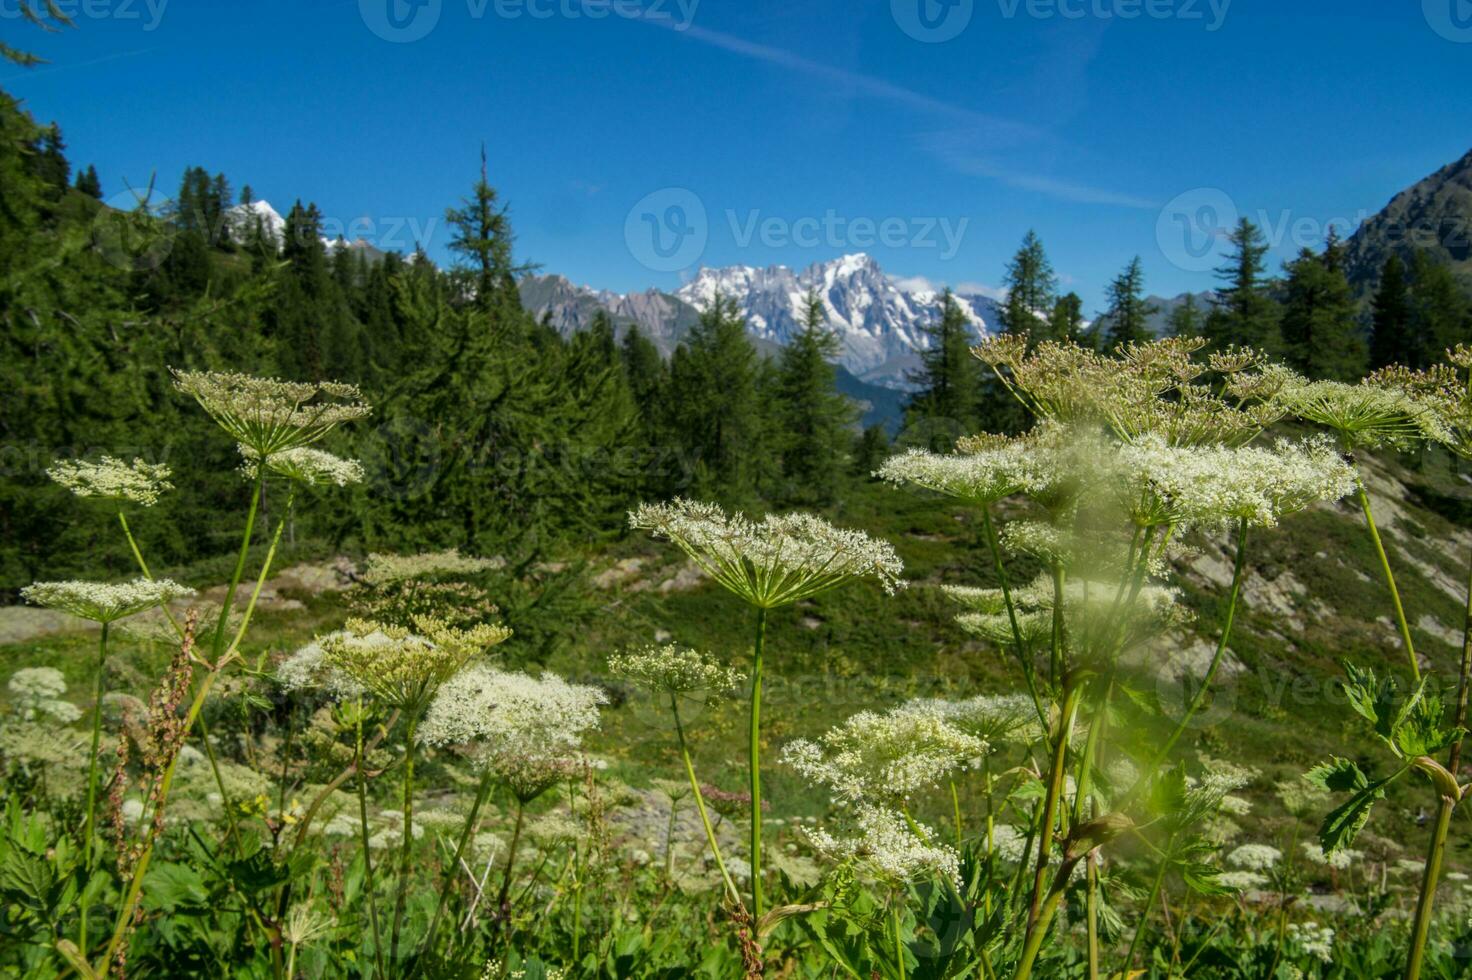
top-left (1048, 292), bottom-right (1089, 347)
top-left (74, 164), bottom-right (101, 199)
top-left (853, 424), bottom-right (891, 477)
top-left (35, 122), bottom-right (68, 195)
top-left (445, 146), bottom-right (527, 331)
top-left (1101, 256), bottom-right (1159, 351)
top-left (1203, 218), bottom-right (1279, 351)
top-left (772, 289), bottom-right (857, 504)
top-left (1369, 254), bottom-right (1415, 369)
top-left (904, 289), bottom-right (983, 448)
top-left (1409, 250), bottom-right (1472, 359)
top-left (1278, 235), bottom-right (1365, 380)
top-left (998, 230), bottom-right (1057, 338)
top-left (1166, 294), bottom-right (1204, 338)
top-left (667, 293), bottom-right (760, 499)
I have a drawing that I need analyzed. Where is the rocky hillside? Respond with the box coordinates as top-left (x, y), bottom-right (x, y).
top-left (1345, 147), bottom-right (1472, 295)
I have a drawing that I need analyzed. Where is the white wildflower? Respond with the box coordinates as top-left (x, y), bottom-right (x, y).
top-left (608, 644), bottom-right (745, 697)
top-left (275, 634), bottom-right (366, 699)
top-left (362, 549), bottom-right (499, 585)
top-left (876, 436), bottom-right (1044, 505)
top-left (317, 617), bottom-right (511, 714)
top-left (171, 369), bottom-right (371, 458)
top-left (240, 446), bottom-right (363, 487)
top-left (6, 667), bottom-right (80, 723)
top-left (628, 499), bottom-right (905, 605)
top-left (1300, 841), bottom-right (1359, 870)
top-left (21, 578), bottom-right (194, 624)
top-left (1217, 870), bottom-right (1269, 891)
top-left (421, 665), bottom-right (607, 801)
top-left (898, 693), bottom-right (1043, 744)
top-left (1285, 922), bottom-right (1335, 963)
top-left (47, 456), bottom-right (173, 506)
top-left (1276, 378), bottom-right (1447, 450)
top-left (805, 805), bottom-right (960, 887)
top-left (1226, 843), bottom-right (1282, 871)
top-left (781, 704), bottom-right (985, 806)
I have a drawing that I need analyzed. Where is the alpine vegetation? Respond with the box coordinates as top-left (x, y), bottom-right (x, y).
top-left (7, 338), bottom-right (1472, 980)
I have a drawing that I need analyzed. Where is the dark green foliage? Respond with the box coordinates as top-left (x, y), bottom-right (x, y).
top-left (904, 290), bottom-right (984, 448)
top-left (1101, 256), bottom-right (1158, 351)
top-left (998, 230), bottom-right (1057, 338)
top-left (1408, 250), bottom-right (1472, 358)
top-left (73, 163), bottom-right (100, 199)
top-left (1204, 218), bottom-right (1280, 351)
top-left (770, 290), bottom-right (858, 505)
top-left (1048, 292), bottom-right (1089, 347)
top-left (1370, 254), bottom-right (1416, 369)
top-left (1278, 232), bottom-right (1366, 380)
top-left (1166, 293), bottom-right (1205, 339)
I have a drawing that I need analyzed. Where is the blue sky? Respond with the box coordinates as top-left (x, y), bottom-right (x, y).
top-left (4, 0), bottom-right (1470, 310)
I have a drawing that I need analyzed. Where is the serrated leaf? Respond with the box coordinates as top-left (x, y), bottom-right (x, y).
top-left (1316, 766), bottom-right (1404, 855)
top-left (1305, 757), bottom-right (1368, 794)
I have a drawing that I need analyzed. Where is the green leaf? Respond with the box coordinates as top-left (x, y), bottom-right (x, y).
top-left (1305, 757), bottom-right (1369, 794)
top-left (1312, 762), bottom-right (1406, 855)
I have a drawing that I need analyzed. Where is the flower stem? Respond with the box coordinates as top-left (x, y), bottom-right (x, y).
top-left (1356, 484), bottom-right (1420, 681)
top-left (388, 715), bottom-right (418, 966)
top-left (892, 902), bottom-right (907, 980)
top-left (748, 605), bottom-right (767, 924)
top-left (354, 701), bottom-right (387, 979)
top-left (1404, 541), bottom-right (1472, 980)
top-left (417, 767), bottom-right (493, 972)
top-left (950, 779), bottom-right (963, 850)
top-left (212, 472), bottom-right (264, 660)
top-left (671, 696), bottom-right (740, 905)
top-left (495, 800), bottom-right (527, 928)
top-left (1023, 679), bottom-right (1081, 941)
top-left (78, 621), bottom-right (109, 955)
top-left (980, 506), bottom-right (1049, 733)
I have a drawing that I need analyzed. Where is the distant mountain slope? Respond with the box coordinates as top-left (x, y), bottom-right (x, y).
top-left (519, 252), bottom-right (997, 389)
top-left (1344, 147), bottom-right (1472, 294)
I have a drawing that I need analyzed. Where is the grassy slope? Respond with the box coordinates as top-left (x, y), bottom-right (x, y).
top-left (3, 445), bottom-right (1470, 882)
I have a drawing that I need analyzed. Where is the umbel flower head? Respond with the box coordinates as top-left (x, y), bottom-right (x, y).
top-left (239, 446), bottom-right (364, 487)
top-left (628, 499), bottom-right (905, 607)
top-left (805, 804), bottom-right (961, 887)
top-left (876, 433), bottom-right (1045, 506)
top-left (781, 703), bottom-right (986, 806)
top-left (1275, 378), bottom-right (1447, 451)
top-left (361, 549), bottom-right (500, 586)
top-left (46, 456), bottom-right (173, 506)
top-left (1118, 435), bottom-right (1357, 529)
top-left (21, 578), bottom-right (195, 624)
top-left (172, 369), bottom-right (371, 459)
top-left (420, 664), bottom-right (608, 801)
top-left (317, 616), bottom-right (511, 714)
top-left (608, 643), bottom-right (745, 698)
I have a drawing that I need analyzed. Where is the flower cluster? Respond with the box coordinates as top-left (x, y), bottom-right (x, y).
top-left (1225, 843), bottom-right (1282, 871)
top-left (361, 549), bottom-right (500, 586)
top-left (21, 578), bottom-right (195, 624)
top-left (7, 667), bottom-right (81, 723)
top-left (239, 446), bottom-right (364, 487)
top-left (607, 644), bottom-right (745, 697)
top-left (804, 805), bottom-right (960, 887)
top-left (781, 703), bottom-right (986, 805)
top-left (420, 665), bottom-right (608, 801)
top-left (316, 617), bottom-right (511, 713)
top-left (1118, 435), bottom-right (1356, 529)
top-left (1275, 378), bottom-right (1446, 450)
top-left (898, 693), bottom-right (1043, 744)
top-left (46, 456), bottom-right (173, 506)
top-left (1285, 921), bottom-right (1336, 963)
top-left (629, 499), bottom-right (905, 606)
top-left (876, 435), bottom-right (1046, 505)
top-left (172, 369), bottom-right (371, 458)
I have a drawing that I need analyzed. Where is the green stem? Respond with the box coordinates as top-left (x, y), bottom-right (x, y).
top-left (950, 779), bottom-right (963, 850)
top-left (981, 507), bottom-right (1049, 733)
top-left (1154, 520), bottom-right (1249, 766)
top-left (1404, 540), bottom-right (1472, 980)
top-left (1085, 853), bottom-right (1101, 980)
top-left (496, 800), bottom-right (527, 926)
top-left (1011, 861), bottom-right (1075, 980)
top-left (672, 696), bottom-right (740, 905)
top-left (748, 605), bottom-right (767, 924)
top-left (416, 768), bottom-right (494, 973)
top-left (78, 621), bottom-right (109, 955)
top-left (212, 472), bottom-right (265, 660)
top-left (1356, 484), bottom-right (1420, 681)
top-left (388, 715), bottom-right (418, 966)
top-left (1023, 680), bottom-right (1080, 939)
top-left (1120, 839), bottom-right (1171, 977)
top-left (892, 902), bottom-right (907, 980)
top-left (355, 701), bottom-right (387, 980)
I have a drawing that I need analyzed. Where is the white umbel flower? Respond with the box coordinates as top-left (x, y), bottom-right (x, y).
top-left (805, 805), bottom-right (961, 887)
top-left (172, 369), bottom-right (371, 458)
top-left (781, 704), bottom-right (985, 805)
top-left (7, 667), bottom-right (81, 723)
top-left (21, 578), bottom-right (194, 624)
top-left (629, 499), bottom-right (905, 606)
top-left (317, 617), bottom-right (511, 713)
top-left (608, 644), bottom-right (745, 697)
top-left (421, 665), bottom-right (607, 800)
top-left (362, 549), bottom-right (499, 585)
top-left (1276, 378), bottom-right (1447, 450)
top-left (47, 456), bottom-right (173, 506)
top-left (239, 446), bottom-right (364, 487)
top-left (1226, 843), bottom-right (1282, 871)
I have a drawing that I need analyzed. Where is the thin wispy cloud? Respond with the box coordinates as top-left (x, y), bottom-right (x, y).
top-left (1, 46), bottom-right (154, 84)
top-left (627, 13), bottom-right (1150, 210)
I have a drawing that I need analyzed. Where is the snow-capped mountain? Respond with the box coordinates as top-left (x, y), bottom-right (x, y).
top-left (225, 200), bottom-right (379, 255)
top-left (520, 253), bottom-right (998, 388)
